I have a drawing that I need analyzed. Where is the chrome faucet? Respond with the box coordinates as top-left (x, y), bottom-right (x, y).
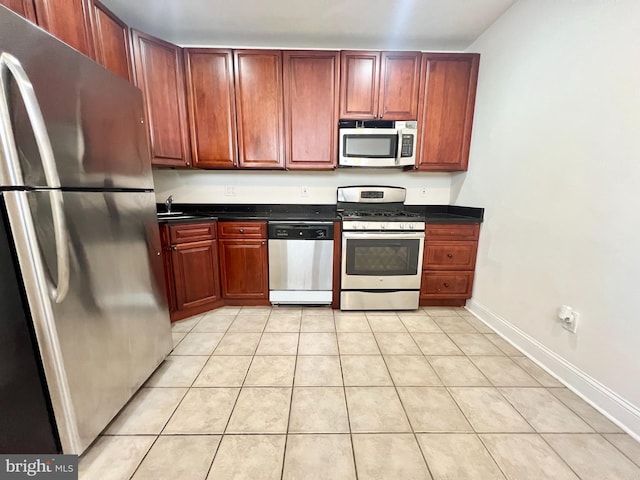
top-left (165, 195), bottom-right (173, 214)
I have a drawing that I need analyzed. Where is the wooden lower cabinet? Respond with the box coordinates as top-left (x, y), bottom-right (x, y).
top-left (161, 221), bottom-right (222, 322)
top-left (218, 221), bottom-right (269, 304)
top-left (420, 223), bottom-right (480, 307)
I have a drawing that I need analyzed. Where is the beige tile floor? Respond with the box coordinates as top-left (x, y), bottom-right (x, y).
top-left (79, 306), bottom-right (640, 480)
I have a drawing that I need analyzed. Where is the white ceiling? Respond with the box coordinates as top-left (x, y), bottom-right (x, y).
top-left (101, 0), bottom-right (516, 50)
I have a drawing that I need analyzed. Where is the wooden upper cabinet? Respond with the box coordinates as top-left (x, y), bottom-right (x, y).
top-left (0, 0), bottom-right (36, 22)
top-left (90, 0), bottom-right (132, 82)
top-left (234, 50), bottom-right (284, 169)
top-left (416, 53), bottom-right (480, 171)
top-left (378, 51), bottom-right (421, 120)
top-left (132, 30), bottom-right (191, 167)
top-left (184, 49), bottom-right (237, 169)
top-left (340, 50), bottom-right (420, 120)
top-left (283, 51), bottom-right (339, 170)
top-left (33, 0), bottom-right (95, 58)
top-left (339, 51), bottom-right (379, 119)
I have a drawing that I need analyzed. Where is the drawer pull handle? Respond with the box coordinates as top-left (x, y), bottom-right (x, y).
top-left (239, 229), bottom-right (244, 233)
top-left (447, 253), bottom-right (453, 258)
top-left (443, 282), bottom-right (450, 288)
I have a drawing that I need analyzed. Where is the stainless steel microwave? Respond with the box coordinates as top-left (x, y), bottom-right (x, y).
top-left (338, 120), bottom-right (417, 168)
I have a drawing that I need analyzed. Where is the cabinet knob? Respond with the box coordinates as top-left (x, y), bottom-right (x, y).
top-left (157, 251), bottom-right (161, 256)
top-left (443, 282), bottom-right (450, 288)
top-left (239, 228), bottom-right (244, 233)
top-left (171, 246), bottom-right (177, 251)
top-left (447, 253), bottom-right (453, 258)
top-left (261, 241), bottom-right (266, 245)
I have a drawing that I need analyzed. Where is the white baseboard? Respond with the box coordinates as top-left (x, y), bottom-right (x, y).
top-left (466, 299), bottom-right (640, 442)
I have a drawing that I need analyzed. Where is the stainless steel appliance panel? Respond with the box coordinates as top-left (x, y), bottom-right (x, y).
top-left (341, 290), bottom-right (420, 311)
top-left (4, 188), bottom-right (171, 454)
top-left (341, 231), bottom-right (424, 290)
top-left (0, 7), bottom-right (152, 190)
top-left (269, 240), bottom-right (333, 290)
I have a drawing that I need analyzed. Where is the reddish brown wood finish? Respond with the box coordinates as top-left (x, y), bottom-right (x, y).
top-left (339, 51), bottom-right (380, 119)
top-left (218, 222), bottom-right (267, 239)
top-left (160, 221), bottom-right (223, 322)
top-left (169, 222), bottom-right (216, 244)
top-left (416, 53), bottom-right (480, 171)
top-left (218, 221), bottom-right (268, 300)
top-left (423, 241), bottom-right (478, 271)
top-left (421, 271), bottom-right (474, 298)
top-left (218, 240), bottom-right (269, 300)
top-left (90, 1), bottom-right (132, 81)
top-left (33, 0), bottom-right (95, 58)
top-left (159, 224), bottom-right (177, 314)
top-left (420, 223), bottom-right (480, 305)
top-left (378, 51), bottom-right (421, 120)
top-left (132, 30), bottom-right (191, 167)
top-left (425, 223), bottom-right (480, 241)
top-left (171, 239), bottom-right (221, 311)
top-left (420, 299), bottom-right (466, 307)
top-left (234, 50), bottom-right (285, 169)
top-left (283, 51), bottom-right (339, 170)
top-left (0, 0), bottom-right (36, 22)
top-left (184, 49), bottom-right (238, 169)
top-left (332, 221), bottom-right (341, 309)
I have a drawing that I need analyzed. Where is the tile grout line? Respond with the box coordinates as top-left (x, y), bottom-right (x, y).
top-left (128, 311), bottom-right (235, 480)
top-left (279, 307), bottom-right (303, 480)
top-left (600, 434), bottom-right (640, 470)
top-left (203, 307), bottom-right (267, 480)
top-left (335, 311), bottom-right (360, 480)
top-left (365, 311), bottom-right (435, 480)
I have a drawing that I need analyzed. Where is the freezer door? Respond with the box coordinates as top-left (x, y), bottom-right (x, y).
top-left (0, 6), bottom-right (152, 190)
top-left (4, 189), bottom-right (172, 454)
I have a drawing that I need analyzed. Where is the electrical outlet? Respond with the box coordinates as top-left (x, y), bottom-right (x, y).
top-left (224, 185), bottom-right (235, 196)
top-left (558, 305), bottom-right (579, 333)
top-left (301, 186), bottom-right (310, 198)
top-left (420, 187), bottom-right (428, 197)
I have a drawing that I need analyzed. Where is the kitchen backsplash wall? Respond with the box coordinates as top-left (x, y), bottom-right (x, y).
top-left (153, 169), bottom-right (453, 205)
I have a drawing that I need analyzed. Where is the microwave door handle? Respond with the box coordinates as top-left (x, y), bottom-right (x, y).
top-left (0, 53), bottom-right (70, 303)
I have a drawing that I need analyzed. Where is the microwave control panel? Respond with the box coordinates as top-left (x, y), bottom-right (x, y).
top-left (400, 134), bottom-right (414, 157)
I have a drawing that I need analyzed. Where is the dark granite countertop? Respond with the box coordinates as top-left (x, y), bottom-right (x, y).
top-left (157, 203), bottom-right (483, 224)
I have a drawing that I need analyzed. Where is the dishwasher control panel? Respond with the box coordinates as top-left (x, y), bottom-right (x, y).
top-left (268, 223), bottom-right (334, 240)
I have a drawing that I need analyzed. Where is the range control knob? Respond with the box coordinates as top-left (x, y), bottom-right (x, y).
top-left (399, 223), bottom-right (406, 229)
top-left (409, 223), bottom-right (415, 229)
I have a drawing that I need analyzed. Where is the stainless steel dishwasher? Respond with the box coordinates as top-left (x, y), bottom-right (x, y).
top-left (268, 222), bottom-right (334, 304)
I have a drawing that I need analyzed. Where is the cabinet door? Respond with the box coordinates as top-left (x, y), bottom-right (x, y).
top-left (283, 51), bottom-right (339, 170)
top-left (184, 49), bottom-right (237, 169)
top-left (171, 240), bottom-right (221, 310)
top-left (416, 53), bottom-right (480, 171)
top-left (0, 0), bottom-right (36, 22)
top-left (90, 0), bottom-right (132, 81)
top-left (33, 0), bottom-right (94, 58)
top-left (219, 239), bottom-right (268, 299)
top-left (234, 50), bottom-right (284, 169)
top-left (132, 30), bottom-right (191, 167)
top-left (339, 51), bottom-right (380, 119)
top-left (378, 51), bottom-right (420, 120)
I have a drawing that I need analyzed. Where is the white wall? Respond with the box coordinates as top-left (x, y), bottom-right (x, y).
top-left (455, 0), bottom-right (640, 435)
top-left (153, 169), bottom-right (453, 205)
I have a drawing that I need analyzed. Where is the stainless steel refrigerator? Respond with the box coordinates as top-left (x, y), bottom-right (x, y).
top-left (0, 6), bottom-right (172, 455)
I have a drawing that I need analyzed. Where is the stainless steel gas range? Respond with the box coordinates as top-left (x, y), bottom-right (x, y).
top-left (338, 186), bottom-right (425, 310)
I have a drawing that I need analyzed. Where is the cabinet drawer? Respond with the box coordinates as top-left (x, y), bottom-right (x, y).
top-left (169, 222), bottom-right (216, 244)
top-left (421, 271), bottom-right (474, 298)
top-left (218, 221), bottom-right (267, 239)
top-left (423, 241), bottom-right (478, 270)
top-left (425, 223), bottom-right (479, 241)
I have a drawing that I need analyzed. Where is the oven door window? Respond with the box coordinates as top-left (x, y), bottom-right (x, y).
top-left (346, 238), bottom-right (420, 276)
top-left (343, 134), bottom-right (397, 158)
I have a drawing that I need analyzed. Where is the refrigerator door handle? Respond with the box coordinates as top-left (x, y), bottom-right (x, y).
top-left (0, 52), bottom-right (69, 303)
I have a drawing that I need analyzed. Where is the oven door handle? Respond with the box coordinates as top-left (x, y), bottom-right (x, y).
top-left (343, 231), bottom-right (425, 240)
